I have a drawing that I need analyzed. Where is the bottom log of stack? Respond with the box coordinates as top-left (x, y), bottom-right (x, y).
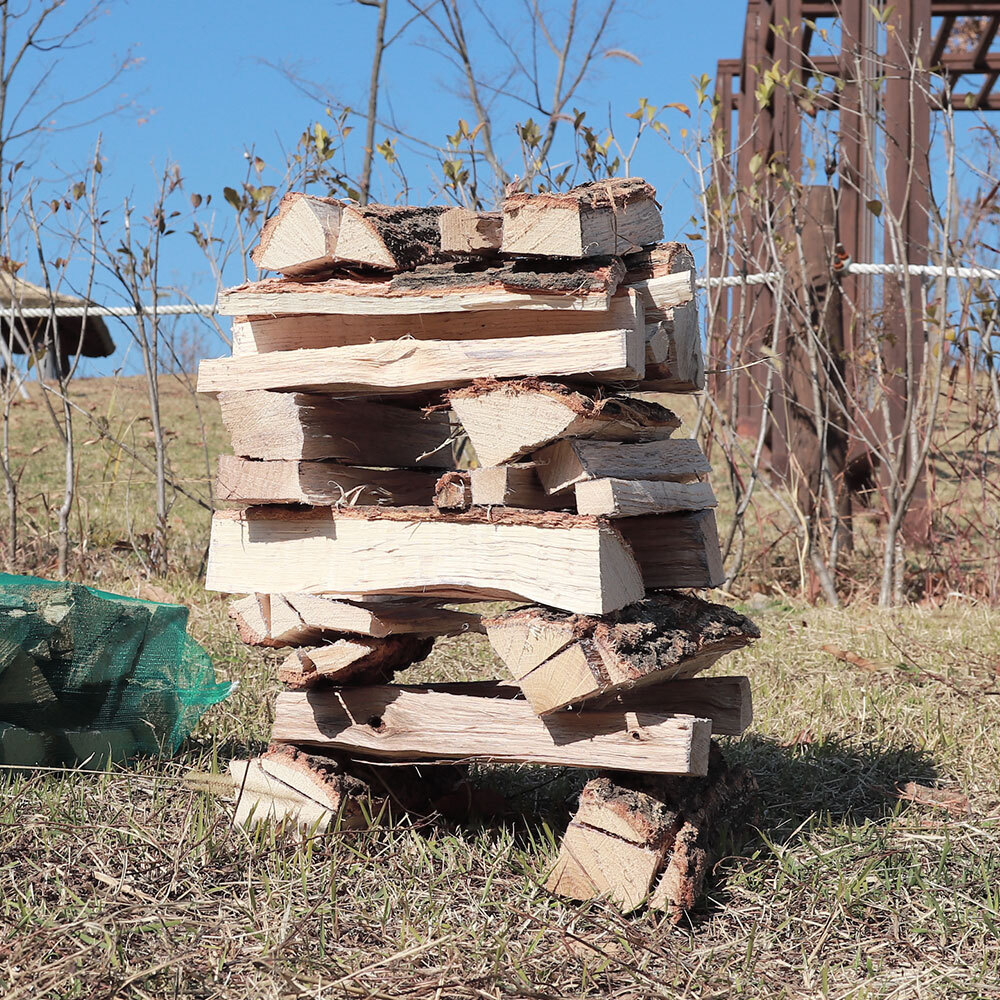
top-left (547, 743), bottom-right (757, 917)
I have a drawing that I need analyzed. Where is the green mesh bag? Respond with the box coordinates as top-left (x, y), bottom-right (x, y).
top-left (0, 573), bottom-right (233, 767)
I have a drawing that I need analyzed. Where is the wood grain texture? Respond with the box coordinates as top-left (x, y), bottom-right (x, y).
top-left (271, 684), bottom-right (712, 775)
top-left (277, 634), bottom-right (433, 689)
top-left (486, 593), bottom-right (757, 715)
top-left (502, 179), bottom-right (663, 257)
top-left (230, 289), bottom-right (643, 356)
top-left (469, 464), bottom-right (570, 510)
top-left (198, 327), bottom-right (644, 395)
top-left (533, 437), bottom-right (711, 495)
top-left (206, 506), bottom-right (645, 615)
top-left (218, 391), bottom-right (455, 467)
top-left (216, 455), bottom-right (438, 507)
top-left (449, 380), bottom-right (679, 467)
top-left (218, 257), bottom-right (624, 317)
top-left (617, 510), bottom-right (726, 590)
top-left (439, 207), bottom-right (503, 254)
top-left (229, 592), bottom-right (481, 646)
top-left (574, 479), bottom-right (717, 518)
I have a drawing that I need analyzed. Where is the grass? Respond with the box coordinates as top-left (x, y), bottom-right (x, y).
top-left (1, 376), bottom-right (999, 998)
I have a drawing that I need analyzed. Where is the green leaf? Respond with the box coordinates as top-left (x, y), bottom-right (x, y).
top-left (866, 199), bottom-right (883, 217)
top-left (223, 186), bottom-right (242, 211)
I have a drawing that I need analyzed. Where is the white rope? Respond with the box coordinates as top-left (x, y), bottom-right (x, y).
top-left (696, 262), bottom-right (1000, 288)
top-left (1, 261), bottom-right (997, 316)
top-left (5, 303), bottom-right (217, 319)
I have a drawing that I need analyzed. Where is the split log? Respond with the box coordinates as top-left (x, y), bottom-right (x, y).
top-left (218, 390), bottom-right (454, 467)
top-left (547, 744), bottom-right (757, 915)
top-left (502, 179), bottom-right (663, 257)
top-left (617, 510), bottom-right (725, 590)
top-left (449, 379), bottom-right (680, 468)
top-left (439, 207), bottom-right (503, 255)
top-left (207, 506), bottom-right (646, 615)
top-left (636, 300), bottom-right (704, 393)
top-left (271, 683), bottom-right (713, 775)
top-left (251, 194), bottom-right (446, 275)
top-left (277, 634), bottom-right (433, 689)
top-left (228, 593), bottom-right (481, 646)
top-left (574, 479), bottom-right (717, 518)
top-left (198, 327), bottom-right (645, 396)
top-left (216, 455), bottom-right (438, 507)
top-left (547, 776), bottom-right (678, 910)
top-left (533, 437), bottom-right (711, 495)
top-left (469, 464), bottom-right (570, 510)
top-left (623, 243), bottom-right (697, 317)
top-left (485, 592), bottom-right (758, 714)
top-left (230, 288), bottom-right (644, 356)
top-left (433, 471), bottom-right (472, 512)
top-left (229, 753), bottom-right (373, 831)
top-left (218, 256), bottom-right (625, 317)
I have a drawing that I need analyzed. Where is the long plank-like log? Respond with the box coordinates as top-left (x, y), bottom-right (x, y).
top-left (574, 479), bottom-right (717, 517)
top-left (218, 257), bottom-right (625, 316)
top-left (271, 684), bottom-right (712, 775)
top-left (449, 379), bottom-right (679, 468)
top-left (229, 592), bottom-right (481, 646)
top-left (251, 194), bottom-right (446, 275)
top-left (229, 289), bottom-right (643, 356)
top-left (198, 327), bottom-right (644, 395)
top-left (533, 437), bottom-right (711, 495)
top-left (486, 592), bottom-right (757, 715)
top-left (207, 506), bottom-right (646, 615)
top-left (216, 455), bottom-right (438, 507)
top-left (218, 390), bottom-right (455, 467)
top-left (502, 179), bottom-right (663, 257)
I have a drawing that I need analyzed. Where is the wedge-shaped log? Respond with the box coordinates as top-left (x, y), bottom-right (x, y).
top-left (216, 456), bottom-right (438, 507)
top-left (449, 379), bottom-right (679, 468)
top-left (469, 463), bottom-right (570, 510)
top-left (547, 776), bottom-right (678, 910)
top-left (271, 683), bottom-right (712, 775)
top-left (502, 178), bottom-right (663, 257)
top-left (230, 753), bottom-right (373, 832)
top-left (207, 506), bottom-right (646, 615)
top-left (486, 593), bottom-right (757, 715)
top-left (198, 327), bottom-right (644, 396)
top-left (439, 207), bottom-right (503, 255)
top-left (231, 288), bottom-right (644, 356)
top-left (574, 479), bottom-right (717, 518)
top-left (533, 437), bottom-right (711, 495)
top-left (218, 390), bottom-right (454, 467)
top-left (251, 193), bottom-right (446, 275)
top-left (278, 634), bottom-right (433, 689)
top-left (548, 744), bottom-right (756, 914)
top-left (219, 256), bottom-right (625, 316)
top-left (229, 593), bottom-right (481, 647)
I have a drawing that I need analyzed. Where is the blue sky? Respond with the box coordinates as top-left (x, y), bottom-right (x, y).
top-left (11, 1), bottom-right (747, 374)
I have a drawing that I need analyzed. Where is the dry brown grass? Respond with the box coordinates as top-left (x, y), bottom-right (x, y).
top-left (1, 377), bottom-right (998, 998)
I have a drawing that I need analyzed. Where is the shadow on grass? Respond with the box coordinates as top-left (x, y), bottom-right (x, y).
top-left (725, 732), bottom-right (939, 840)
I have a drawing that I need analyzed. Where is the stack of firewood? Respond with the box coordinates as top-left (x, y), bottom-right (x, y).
top-left (198, 179), bottom-right (759, 917)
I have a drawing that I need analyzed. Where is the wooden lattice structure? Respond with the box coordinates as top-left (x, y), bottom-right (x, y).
top-left (709, 2), bottom-right (999, 530)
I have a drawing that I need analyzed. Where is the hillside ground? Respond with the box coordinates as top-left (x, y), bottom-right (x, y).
top-left (0, 375), bottom-right (998, 999)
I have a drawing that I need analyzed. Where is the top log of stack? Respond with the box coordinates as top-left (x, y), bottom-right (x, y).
top-left (199, 180), bottom-right (759, 908)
